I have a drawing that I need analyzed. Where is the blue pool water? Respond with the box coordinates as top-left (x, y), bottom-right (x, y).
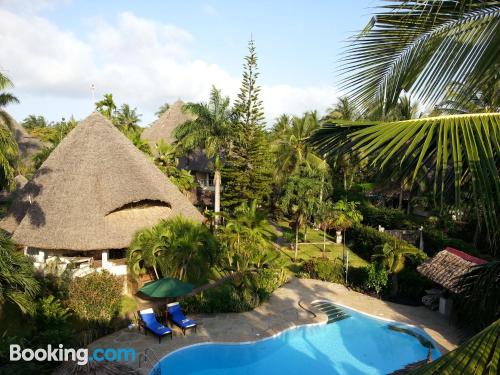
top-left (153, 302), bottom-right (440, 375)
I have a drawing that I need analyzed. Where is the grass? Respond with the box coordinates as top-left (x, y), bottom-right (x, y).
top-left (120, 295), bottom-right (138, 317)
top-left (271, 219), bottom-right (368, 273)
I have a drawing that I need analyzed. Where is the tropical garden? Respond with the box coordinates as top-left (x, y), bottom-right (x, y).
top-left (0, 0), bottom-right (499, 374)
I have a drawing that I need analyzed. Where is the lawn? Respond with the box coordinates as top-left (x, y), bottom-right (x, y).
top-left (271, 219), bottom-right (368, 273)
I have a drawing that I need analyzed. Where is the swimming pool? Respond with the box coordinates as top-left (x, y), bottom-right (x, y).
top-left (152, 301), bottom-right (440, 374)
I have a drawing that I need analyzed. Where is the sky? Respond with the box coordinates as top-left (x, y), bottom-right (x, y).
top-left (0, 0), bottom-right (377, 126)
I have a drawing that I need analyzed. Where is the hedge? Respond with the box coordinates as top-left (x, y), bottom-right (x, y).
top-left (359, 204), bottom-right (418, 230)
top-left (346, 224), bottom-right (423, 261)
top-left (423, 228), bottom-right (479, 256)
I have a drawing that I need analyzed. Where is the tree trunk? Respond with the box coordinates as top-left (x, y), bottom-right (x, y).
top-left (398, 186), bottom-right (404, 209)
top-left (343, 172), bottom-right (347, 191)
top-left (322, 228), bottom-right (326, 258)
top-left (214, 169), bottom-right (221, 226)
top-left (391, 273), bottom-right (399, 297)
top-left (304, 222), bottom-right (308, 242)
top-left (294, 223), bottom-right (299, 261)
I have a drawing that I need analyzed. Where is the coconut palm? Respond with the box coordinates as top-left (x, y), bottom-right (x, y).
top-left (95, 93), bottom-right (117, 119)
top-left (175, 86), bottom-right (234, 224)
top-left (155, 102), bottom-right (170, 118)
top-left (153, 140), bottom-right (195, 193)
top-left (274, 111), bottom-right (325, 181)
top-left (331, 199), bottom-right (363, 282)
top-left (372, 242), bottom-right (421, 296)
top-left (453, 260), bottom-right (500, 332)
top-left (279, 173), bottom-right (322, 260)
top-left (21, 115), bottom-right (48, 130)
top-left (0, 231), bottom-right (40, 315)
top-left (325, 97), bottom-right (357, 121)
top-left (317, 201), bottom-right (337, 258)
top-left (116, 104), bottom-right (141, 131)
top-left (0, 73), bottom-right (19, 190)
top-left (313, 0), bottom-right (500, 250)
top-left (341, 0), bottom-right (500, 115)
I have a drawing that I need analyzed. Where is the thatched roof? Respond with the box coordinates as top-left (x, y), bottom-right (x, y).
top-left (142, 100), bottom-right (193, 146)
top-left (417, 247), bottom-right (487, 292)
top-left (0, 112), bottom-right (204, 251)
top-left (142, 100), bottom-right (212, 173)
top-left (1, 112), bottom-right (44, 162)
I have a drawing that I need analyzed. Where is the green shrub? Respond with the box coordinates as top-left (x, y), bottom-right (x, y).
top-left (302, 258), bottom-right (343, 283)
top-left (396, 267), bottom-right (436, 302)
top-left (182, 269), bottom-right (287, 314)
top-left (347, 266), bottom-right (369, 289)
top-left (68, 272), bottom-right (122, 324)
top-left (35, 295), bottom-right (74, 347)
top-left (365, 263), bottom-right (388, 295)
top-left (423, 227), bottom-right (478, 256)
top-left (347, 224), bottom-right (418, 260)
top-left (360, 204), bottom-right (417, 230)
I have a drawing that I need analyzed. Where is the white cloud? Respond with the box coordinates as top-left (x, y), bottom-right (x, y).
top-left (0, 8), bottom-right (339, 125)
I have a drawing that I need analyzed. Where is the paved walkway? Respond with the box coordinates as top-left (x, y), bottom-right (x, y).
top-left (90, 278), bottom-right (461, 373)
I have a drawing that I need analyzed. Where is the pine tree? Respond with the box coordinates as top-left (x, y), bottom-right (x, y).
top-left (222, 39), bottom-right (272, 210)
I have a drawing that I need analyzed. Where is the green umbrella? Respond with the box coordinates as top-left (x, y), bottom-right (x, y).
top-left (138, 277), bottom-right (194, 299)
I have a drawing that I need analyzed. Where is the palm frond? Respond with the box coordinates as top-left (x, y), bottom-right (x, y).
top-left (341, 1), bottom-right (500, 113)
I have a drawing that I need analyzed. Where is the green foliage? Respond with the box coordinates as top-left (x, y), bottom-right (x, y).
top-left (182, 269), bottom-right (287, 314)
top-left (95, 93), bottom-right (117, 119)
top-left (153, 140), bottom-right (196, 192)
top-left (347, 224), bottom-right (421, 260)
top-left (22, 115), bottom-right (48, 129)
top-left (122, 126), bottom-right (151, 155)
top-left (412, 319), bottom-right (500, 375)
top-left (35, 295), bottom-right (74, 347)
top-left (302, 258), bottom-right (344, 283)
top-left (68, 271), bottom-right (122, 324)
top-left (365, 263), bottom-right (388, 295)
top-left (128, 217), bottom-right (218, 284)
top-left (0, 231), bottom-right (39, 315)
top-left (423, 227), bottom-right (478, 256)
top-left (155, 102), bottom-right (170, 118)
top-left (0, 73), bottom-right (19, 189)
top-left (115, 103), bottom-right (141, 131)
top-left (360, 204), bottom-right (417, 229)
top-left (454, 261), bottom-right (500, 333)
top-left (341, 0), bottom-right (500, 114)
top-left (223, 39), bottom-right (272, 209)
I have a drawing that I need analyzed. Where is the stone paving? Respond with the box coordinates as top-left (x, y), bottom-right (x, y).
top-left (90, 278), bottom-right (461, 374)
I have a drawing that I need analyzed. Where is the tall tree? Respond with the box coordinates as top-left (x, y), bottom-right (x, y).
top-left (175, 86), bottom-right (233, 223)
top-left (325, 97), bottom-right (357, 121)
top-left (223, 39), bottom-right (272, 209)
top-left (279, 172), bottom-right (322, 260)
top-left (155, 102), bottom-right (170, 118)
top-left (0, 231), bottom-right (40, 315)
top-left (0, 72), bottom-right (19, 190)
top-left (95, 93), bottom-right (117, 119)
top-left (116, 104), bottom-right (141, 131)
top-left (21, 115), bottom-right (48, 130)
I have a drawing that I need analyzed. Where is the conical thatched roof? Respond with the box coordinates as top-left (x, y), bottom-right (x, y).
top-left (0, 112), bottom-right (44, 161)
top-left (142, 100), bottom-right (194, 146)
top-left (0, 112), bottom-right (204, 251)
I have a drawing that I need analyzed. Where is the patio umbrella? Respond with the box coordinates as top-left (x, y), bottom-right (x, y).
top-left (138, 277), bottom-right (194, 299)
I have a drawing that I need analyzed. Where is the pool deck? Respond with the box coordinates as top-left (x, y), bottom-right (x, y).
top-left (90, 278), bottom-right (461, 373)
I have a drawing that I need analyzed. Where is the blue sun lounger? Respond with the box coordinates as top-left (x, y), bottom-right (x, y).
top-left (138, 308), bottom-right (173, 343)
top-left (167, 302), bottom-right (197, 335)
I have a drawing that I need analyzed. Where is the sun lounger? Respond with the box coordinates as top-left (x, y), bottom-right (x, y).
top-left (167, 302), bottom-right (197, 335)
top-left (138, 308), bottom-right (173, 343)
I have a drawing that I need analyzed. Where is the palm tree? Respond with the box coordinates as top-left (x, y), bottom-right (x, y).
top-left (0, 72), bottom-right (19, 190)
top-left (21, 115), bottom-right (48, 130)
top-left (274, 111), bottom-right (325, 180)
top-left (128, 217), bottom-right (218, 284)
top-left (0, 231), bottom-right (40, 315)
top-left (175, 86), bottom-right (233, 224)
top-left (95, 93), bottom-right (117, 119)
top-left (313, 1), bottom-right (500, 250)
top-left (340, 0), bottom-right (500, 115)
top-left (155, 103), bottom-right (170, 118)
top-left (153, 140), bottom-right (195, 193)
top-left (279, 173), bottom-right (322, 260)
top-left (453, 260), bottom-right (500, 332)
top-left (371, 242), bottom-right (421, 296)
top-left (116, 104), bottom-right (141, 131)
top-left (317, 201), bottom-right (337, 258)
top-left (325, 97), bottom-right (357, 121)
top-left (332, 200), bottom-right (363, 282)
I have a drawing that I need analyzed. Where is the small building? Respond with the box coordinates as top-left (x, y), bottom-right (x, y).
top-left (141, 100), bottom-right (214, 207)
top-left (0, 112), bottom-right (204, 277)
top-left (417, 247), bottom-right (487, 315)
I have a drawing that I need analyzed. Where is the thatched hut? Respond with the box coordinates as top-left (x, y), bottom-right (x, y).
top-left (141, 100), bottom-right (214, 206)
top-left (0, 112), bottom-right (204, 276)
top-left (417, 247), bottom-right (487, 293)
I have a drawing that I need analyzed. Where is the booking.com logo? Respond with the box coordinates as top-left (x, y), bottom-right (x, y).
top-left (10, 344), bottom-right (136, 365)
